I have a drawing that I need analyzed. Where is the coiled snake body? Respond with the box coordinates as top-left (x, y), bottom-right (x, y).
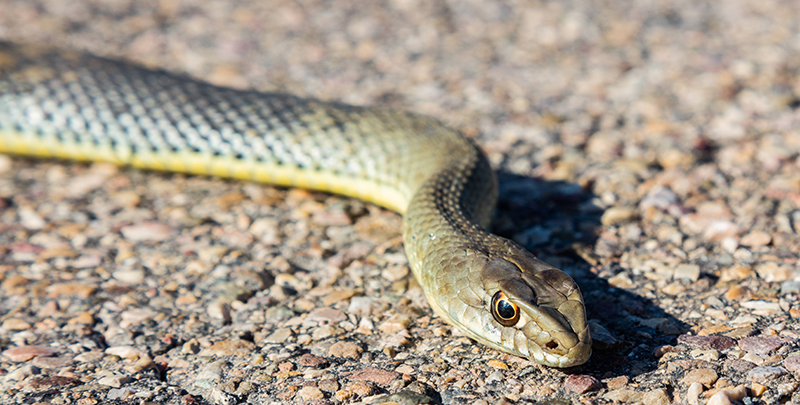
top-left (0, 42), bottom-right (590, 367)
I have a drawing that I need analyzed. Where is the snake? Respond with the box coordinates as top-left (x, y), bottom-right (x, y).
top-left (0, 42), bottom-right (591, 368)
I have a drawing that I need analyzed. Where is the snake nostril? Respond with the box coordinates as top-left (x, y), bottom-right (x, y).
top-left (545, 340), bottom-right (558, 351)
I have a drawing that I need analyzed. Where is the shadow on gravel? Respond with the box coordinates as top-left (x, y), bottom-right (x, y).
top-left (494, 171), bottom-right (689, 381)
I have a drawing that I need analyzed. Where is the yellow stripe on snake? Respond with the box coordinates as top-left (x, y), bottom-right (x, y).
top-left (0, 42), bottom-right (590, 367)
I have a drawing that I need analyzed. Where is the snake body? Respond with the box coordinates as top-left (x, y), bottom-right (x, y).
top-left (0, 42), bottom-right (590, 367)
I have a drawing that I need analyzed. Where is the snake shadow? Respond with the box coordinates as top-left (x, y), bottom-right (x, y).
top-left (493, 171), bottom-right (690, 379)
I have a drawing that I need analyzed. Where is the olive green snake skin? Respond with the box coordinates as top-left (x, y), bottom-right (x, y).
top-left (0, 42), bottom-right (590, 367)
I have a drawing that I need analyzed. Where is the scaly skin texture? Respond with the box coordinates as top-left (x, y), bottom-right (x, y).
top-left (0, 42), bottom-right (591, 367)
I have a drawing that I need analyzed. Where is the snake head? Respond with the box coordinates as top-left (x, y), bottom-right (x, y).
top-left (480, 255), bottom-right (591, 368)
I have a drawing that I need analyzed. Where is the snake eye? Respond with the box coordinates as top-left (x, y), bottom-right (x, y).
top-left (491, 291), bottom-right (520, 326)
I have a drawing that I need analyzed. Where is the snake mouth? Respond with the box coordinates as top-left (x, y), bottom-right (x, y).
top-left (529, 325), bottom-right (592, 368)
top-left (528, 332), bottom-right (592, 368)
top-left (512, 297), bottom-right (591, 366)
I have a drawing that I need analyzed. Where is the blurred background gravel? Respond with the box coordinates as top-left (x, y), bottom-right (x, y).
top-left (2, 1), bottom-right (800, 404)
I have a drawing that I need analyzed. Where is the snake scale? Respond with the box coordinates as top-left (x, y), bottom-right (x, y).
top-left (0, 42), bottom-right (590, 367)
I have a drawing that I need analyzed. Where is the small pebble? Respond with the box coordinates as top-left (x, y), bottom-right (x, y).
top-left (207, 301), bottom-right (232, 324)
top-left (680, 368), bottom-right (718, 387)
top-left (263, 328), bottom-right (293, 344)
top-left (119, 309), bottom-right (158, 329)
top-left (381, 265), bottom-right (409, 281)
top-left (754, 262), bottom-right (795, 282)
top-left (328, 341), bottom-right (363, 359)
top-left (606, 375), bottom-right (629, 390)
top-left (642, 388), bottom-right (671, 405)
top-left (296, 386), bottom-right (324, 401)
top-left (564, 374), bottom-right (602, 394)
top-left (674, 264), bottom-right (700, 281)
top-left (344, 367), bottom-right (399, 384)
top-left (97, 374), bottom-right (131, 388)
top-left (0, 155), bottom-right (12, 173)
top-left (112, 269), bottom-right (146, 284)
top-left (603, 388), bottom-right (643, 403)
top-left (608, 273), bottom-right (634, 289)
top-left (2, 318), bottom-right (31, 330)
top-left (344, 381), bottom-right (373, 397)
top-left (18, 207), bottom-right (46, 230)
top-left (119, 222), bottom-right (173, 242)
top-left (321, 289), bottom-right (356, 305)
top-left (198, 340), bottom-right (256, 357)
top-left (687, 381), bottom-right (703, 405)
top-left (2, 345), bottom-right (59, 362)
top-left (777, 382), bottom-right (799, 396)
top-left (781, 281), bottom-right (800, 294)
top-left (195, 361), bottom-right (224, 385)
top-left (589, 321), bottom-right (617, 348)
top-left (298, 353), bottom-right (328, 367)
top-left (487, 360), bottom-right (508, 370)
top-left (348, 296), bottom-right (390, 316)
top-left (74, 351), bottom-right (105, 363)
top-left (105, 346), bottom-right (144, 360)
top-left (31, 356), bottom-right (73, 369)
top-left (750, 382), bottom-right (767, 396)
top-left (72, 255), bottom-right (103, 268)
top-left (724, 285), bottom-right (750, 301)
top-left (640, 186), bottom-right (679, 210)
top-left (739, 231), bottom-right (771, 247)
top-left (601, 206), bottom-right (637, 226)
top-left (5, 364), bottom-right (40, 381)
top-left (720, 237), bottom-right (739, 253)
top-left (306, 308), bottom-right (347, 323)
top-left (783, 355), bottom-right (800, 373)
top-left (312, 325), bottom-right (342, 339)
top-left (738, 336), bottom-right (784, 355)
top-left (374, 391), bottom-right (436, 405)
top-left (378, 314), bottom-right (411, 334)
top-left (662, 282), bottom-right (686, 295)
top-left (70, 312), bottom-right (95, 325)
top-left (107, 388), bottom-right (135, 400)
top-left (746, 366), bottom-right (788, 380)
top-left (707, 385), bottom-right (747, 405)
top-left (678, 335), bottom-right (737, 351)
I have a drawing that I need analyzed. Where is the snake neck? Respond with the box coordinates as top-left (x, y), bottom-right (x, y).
top-left (401, 134), bottom-right (500, 282)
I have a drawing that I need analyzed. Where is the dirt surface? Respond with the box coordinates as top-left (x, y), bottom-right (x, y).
top-left (2, 1), bottom-right (800, 404)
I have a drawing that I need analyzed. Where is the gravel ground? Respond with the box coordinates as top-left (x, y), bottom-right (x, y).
top-left (2, 0), bottom-right (800, 404)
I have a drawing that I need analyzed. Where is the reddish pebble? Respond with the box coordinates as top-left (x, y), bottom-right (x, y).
top-left (746, 366), bottom-right (788, 380)
top-left (298, 353), bottom-right (328, 367)
top-left (564, 374), bottom-right (602, 394)
top-left (278, 362), bottom-right (295, 373)
top-left (2, 345), bottom-right (59, 362)
top-left (784, 356), bottom-right (800, 373)
top-left (305, 308), bottom-right (347, 323)
top-left (738, 336), bottom-right (784, 355)
top-left (9, 243), bottom-right (44, 253)
top-left (677, 335), bottom-right (736, 351)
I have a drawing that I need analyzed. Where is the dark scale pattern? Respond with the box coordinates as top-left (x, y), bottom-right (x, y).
top-left (0, 43), bottom-right (427, 179)
top-left (0, 42), bottom-right (590, 367)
